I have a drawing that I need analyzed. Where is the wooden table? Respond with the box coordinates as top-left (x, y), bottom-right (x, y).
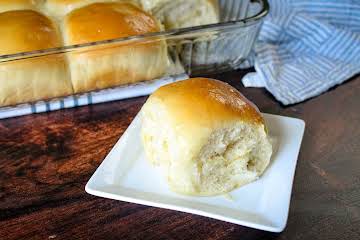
top-left (1, 70), bottom-right (359, 240)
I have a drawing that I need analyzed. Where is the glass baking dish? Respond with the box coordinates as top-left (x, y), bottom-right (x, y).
top-left (0, 0), bottom-right (268, 116)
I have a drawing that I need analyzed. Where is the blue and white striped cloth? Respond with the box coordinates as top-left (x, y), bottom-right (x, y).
top-left (242, 0), bottom-right (360, 105)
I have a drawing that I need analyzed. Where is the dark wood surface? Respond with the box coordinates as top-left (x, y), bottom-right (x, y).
top-left (1, 70), bottom-right (359, 240)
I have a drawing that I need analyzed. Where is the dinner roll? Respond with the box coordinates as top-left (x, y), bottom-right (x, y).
top-left (0, 10), bottom-right (73, 106)
top-left (45, 0), bottom-right (140, 18)
top-left (0, 0), bottom-right (39, 13)
top-left (141, 78), bottom-right (272, 196)
top-left (63, 2), bottom-right (168, 93)
top-left (144, 0), bottom-right (220, 29)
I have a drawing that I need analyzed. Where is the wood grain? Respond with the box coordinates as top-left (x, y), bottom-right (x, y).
top-left (0, 70), bottom-right (359, 240)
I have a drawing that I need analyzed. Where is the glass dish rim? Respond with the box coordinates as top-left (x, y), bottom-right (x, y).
top-left (0, 0), bottom-right (269, 62)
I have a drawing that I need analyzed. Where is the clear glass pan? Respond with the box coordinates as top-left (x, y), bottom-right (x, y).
top-left (0, 0), bottom-right (269, 109)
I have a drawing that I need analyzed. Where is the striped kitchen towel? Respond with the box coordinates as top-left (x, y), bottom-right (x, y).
top-left (242, 0), bottom-right (360, 105)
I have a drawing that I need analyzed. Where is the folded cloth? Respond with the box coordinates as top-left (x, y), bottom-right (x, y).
top-left (242, 0), bottom-right (360, 105)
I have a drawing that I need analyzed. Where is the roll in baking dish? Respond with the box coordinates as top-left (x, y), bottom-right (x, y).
top-left (63, 2), bottom-right (168, 93)
top-left (0, 10), bottom-right (73, 106)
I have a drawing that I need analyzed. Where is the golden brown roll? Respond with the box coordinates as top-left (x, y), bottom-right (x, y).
top-left (0, 0), bottom-right (40, 13)
top-left (63, 2), bottom-right (168, 93)
top-left (142, 0), bottom-right (220, 29)
top-left (0, 10), bottom-right (73, 107)
top-left (141, 78), bottom-right (272, 196)
top-left (44, 0), bottom-right (141, 18)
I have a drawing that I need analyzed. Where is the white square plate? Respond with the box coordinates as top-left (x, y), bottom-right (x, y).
top-left (86, 113), bottom-right (305, 232)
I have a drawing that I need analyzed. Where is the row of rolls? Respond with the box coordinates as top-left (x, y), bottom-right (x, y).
top-left (0, 0), bottom-right (219, 107)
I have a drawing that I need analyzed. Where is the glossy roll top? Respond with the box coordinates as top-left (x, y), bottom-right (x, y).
top-left (0, 10), bottom-right (61, 55)
top-left (64, 2), bottom-right (160, 44)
